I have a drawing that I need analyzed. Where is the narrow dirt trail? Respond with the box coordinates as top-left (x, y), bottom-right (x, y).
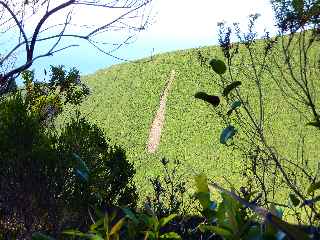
top-left (147, 70), bottom-right (175, 153)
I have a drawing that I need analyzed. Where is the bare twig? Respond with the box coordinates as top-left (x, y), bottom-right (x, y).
top-left (0, 0), bottom-right (153, 94)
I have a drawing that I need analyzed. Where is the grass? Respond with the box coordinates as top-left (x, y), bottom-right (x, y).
top-left (75, 40), bottom-right (319, 215)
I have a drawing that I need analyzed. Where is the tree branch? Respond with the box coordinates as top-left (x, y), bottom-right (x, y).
top-left (0, 1), bottom-right (29, 54)
top-left (86, 0), bottom-right (150, 38)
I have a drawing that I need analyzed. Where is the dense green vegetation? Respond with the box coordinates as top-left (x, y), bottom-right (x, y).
top-left (0, 67), bottom-right (137, 239)
top-left (1, 0), bottom-right (320, 239)
top-left (80, 47), bottom-right (242, 196)
top-left (79, 40), bottom-right (319, 206)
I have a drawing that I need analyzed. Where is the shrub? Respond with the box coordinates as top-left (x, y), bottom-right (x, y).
top-left (0, 66), bottom-right (137, 238)
top-left (56, 113), bottom-right (138, 212)
top-left (146, 158), bottom-right (188, 218)
top-left (22, 66), bottom-right (90, 125)
top-left (0, 93), bottom-right (65, 238)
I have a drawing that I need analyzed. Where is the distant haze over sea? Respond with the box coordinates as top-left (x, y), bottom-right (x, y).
top-left (28, 36), bottom-right (217, 81)
top-left (10, 0), bottom-right (277, 83)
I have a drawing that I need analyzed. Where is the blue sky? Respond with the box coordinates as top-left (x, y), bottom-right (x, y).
top-left (25, 0), bottom-right (277, 79)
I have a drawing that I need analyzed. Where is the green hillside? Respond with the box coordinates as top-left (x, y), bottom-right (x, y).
top-left (78, 42), bottom-right (319, 206)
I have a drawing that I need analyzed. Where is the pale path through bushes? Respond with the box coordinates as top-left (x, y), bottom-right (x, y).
top-left (147, 70), bottom-right (175, 153)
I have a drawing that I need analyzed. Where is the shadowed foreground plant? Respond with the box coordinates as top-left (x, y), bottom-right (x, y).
top-left (0, 66), bottom-right (137, 239)
top-left (53, 207), bottom-right (181, 240)
top-left (194, 5), bottom-right (320, 228)
top-left (194, 174), bottom-right (313, 240)
top-left (147, 158), bottom-right (188, 218)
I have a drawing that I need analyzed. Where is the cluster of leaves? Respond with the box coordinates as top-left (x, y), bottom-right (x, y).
top-left (0, 66), bottom-right (137, 239)
top-left (195, 58), bottom-right (241, 145)
top-left (31, 158), bottom-right (206, 240)
top-left (194, 54), bottom-right (320, 238)
top-left (57, 114), bottom-right (138, 212)
top-left (196, 49), bottom-right (210, 67)
top-left (33, 207), bottom-right (181, 240)
top-left (196, 0), bottom-right (320, 226)
top-left (146, 158), bottom-right (188, 218)
top-left (33, 172), bottom-right (320, 240)
top-left (271, 0), bottom-right (320, 32)
top-left (0, 93), bottom-right (63, 239)
top-left (22, 66), bottom-right (90, 124)
top-left (193, 174), bottom-right (316, 240)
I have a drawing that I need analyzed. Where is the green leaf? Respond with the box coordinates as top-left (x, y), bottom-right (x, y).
top-left (62, 229), bottom-right (88, 237)
top-left (73, 153), bottom-right (90, 172)
top-left (246, 226), bottom-right (262, 240)
top-left (196, 192), bottom-right (211, 210)
top-left (89, 235), bottom-right (104, 240)
top-left (209, 201), bottom-right (217, 210)
top-left (223, 81), bottom-right (242, 97)
top-left (266, 204), bottom-right (284, 238)
top-left (308, 2), bottom-right (320, 18)
top-left (110, 217), bottom-right (126, 236)
top-left (270, 204), bottom-right (284, 219)
top-left (73, 153), bottom-right (90, 181)
top-left (89, 218), bottom-right (104, 231)
top-left (32, 233), bottom-right (56, 240)
top-left (209, 58), bottom-right (227, 74)
top-left (199, 224), bottom-right (233, 238)
top-left (266, 213), bottom-right (309, 240)
top-left (194, 92), bottom-right (220, 107)
top-left (307, 181), bottom-right (320, 194)
top-left (302, 196), bottom-right (320, 207)
top-left (227, 100), bottom-right (242, 115)
top-left (159, 214), bottom-right (177, 228)
top-left (276, 231), bottom-right (287, 240)
top-left (144, 231), bottom-right (156, 239)
top-left (139, 214), bottom-right (158, 228)
top-left (216, 200), bottom-right (228, 227)
top-left (104, 213), bottom-right (110, 234)
top-left (220, 125), bottom-right (237, 144)
top-left (288, 193), bottom-right (300, 207)
top-left (75, 169), bottom-right (89, 181)
top-left (292, 0), bottom-right (304, 14)
top-left (195, 174), bottom-right (209, 193)
top-left (202, 206), bottom-right (217, 222)
top-left (122, 207), bottom-right (139, 224)
top-left (194, 175), bottom-right (211, 210)
top-left (306, 121), bottom-right (320, 128)
top-left (243, 190), bottom-right (259, 202)
top-left (220, 192), bottom-right (239, 234)
top-left (160, 232), bottom-right (181, 239)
